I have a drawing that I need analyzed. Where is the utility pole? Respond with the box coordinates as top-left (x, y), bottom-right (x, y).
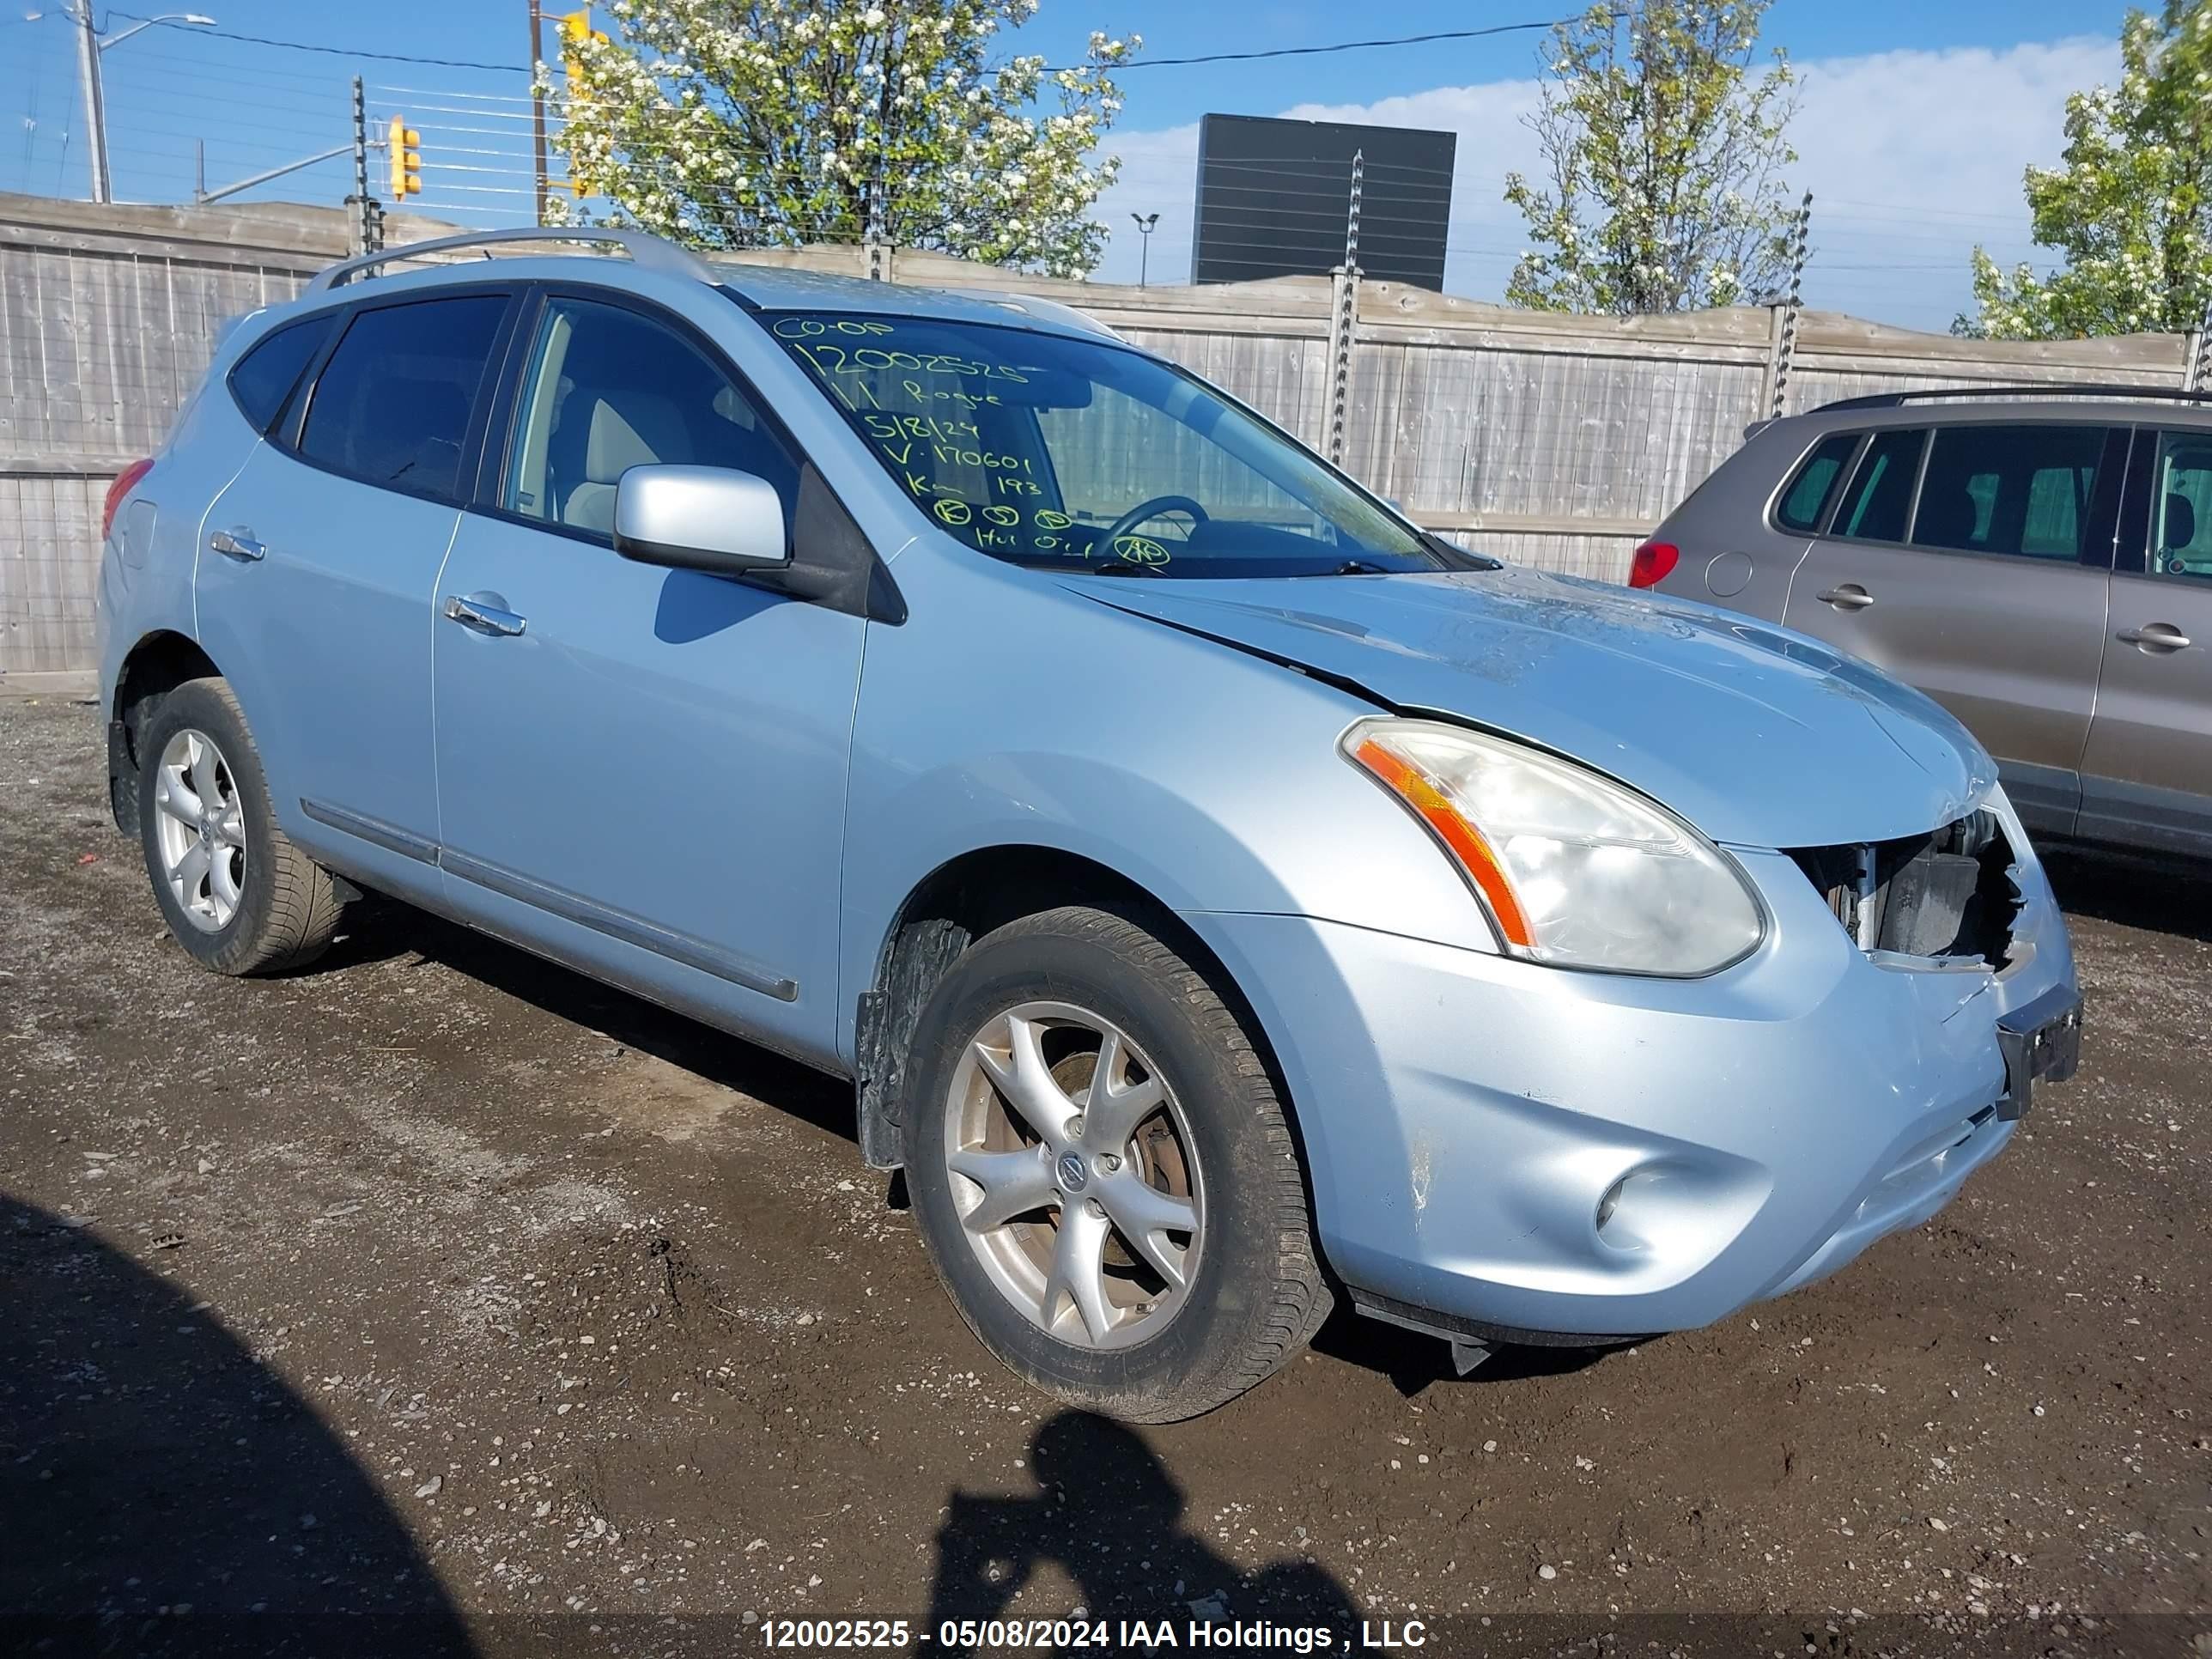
top-left (69, 0), bottom-right (112, 204)
top-left (65, 7), bottom-right (217, 204)
top-left (1130, 212), bottom-right (1158, 287)
top-left (528, 0), bottom-right (549, 224)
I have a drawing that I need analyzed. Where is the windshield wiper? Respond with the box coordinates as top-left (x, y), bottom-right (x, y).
top-left (1085, 561), bottom-right (1166, 578)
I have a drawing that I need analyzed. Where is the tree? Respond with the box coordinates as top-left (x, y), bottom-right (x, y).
top-left (1962, 3), bottom-right (2212, 340)
top-left (1503, 0), bottom-right (1799, 314)
top-left (546, 0), bottom-right (1138, 278)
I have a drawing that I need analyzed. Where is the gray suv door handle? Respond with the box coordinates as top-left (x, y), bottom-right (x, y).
top-left (443, 594), bottom-right (527, 638)
top-left (2118, 623), bottom-right (2192, 652)
top-left (1817, 584), bottom-right (1874, 611)
top-left (208, 527), bottom-right (264, 562)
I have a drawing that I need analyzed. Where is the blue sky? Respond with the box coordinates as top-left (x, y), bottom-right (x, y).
top-left (2, 0), bottom-right (2132, 330)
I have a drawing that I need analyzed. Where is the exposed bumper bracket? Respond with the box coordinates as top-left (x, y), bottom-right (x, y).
top-left (1995, 981), bottom-right (2084, 1121)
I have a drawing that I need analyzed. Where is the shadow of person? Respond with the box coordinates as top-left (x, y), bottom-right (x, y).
top-left (927, 1410), bottom-right (1356, 1653)
top-left (0, 1191), bottom-right (471, 1657)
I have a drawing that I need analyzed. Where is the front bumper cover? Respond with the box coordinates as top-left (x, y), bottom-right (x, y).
top-left (1184, 808), bottom-right (2078, 1340)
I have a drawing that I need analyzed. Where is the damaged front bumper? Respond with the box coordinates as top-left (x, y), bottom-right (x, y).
top-left (1183, 791), bottom-right (2080, 1343)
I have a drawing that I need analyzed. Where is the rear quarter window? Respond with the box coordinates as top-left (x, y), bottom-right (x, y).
top-left (1773, 432), bottom-right (1861, 533)
top-left (227, 313), bottom-right (337, 434)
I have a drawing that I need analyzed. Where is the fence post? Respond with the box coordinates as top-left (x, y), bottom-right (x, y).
top-left (2185, 296), bottom-right (2212, 390)
top-left (1325, 149), bottom-right (1364, 469)
top-left (1760, 190), bottom-right (1813, 422)
top-left (345, 76), bottom-right (372, 257)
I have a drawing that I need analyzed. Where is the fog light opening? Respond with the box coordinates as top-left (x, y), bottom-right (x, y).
top-left (1595, 1177), bottom-right (1626, 1234)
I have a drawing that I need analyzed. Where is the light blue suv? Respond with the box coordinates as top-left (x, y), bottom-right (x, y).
top-left (96, 228), bottom-right (2083, 1420)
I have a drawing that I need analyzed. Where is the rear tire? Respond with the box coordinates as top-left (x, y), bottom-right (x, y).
top-left (903, 904), bottom-right (1329, 1422)
top-left (137, 676), bottom-right (343, 975)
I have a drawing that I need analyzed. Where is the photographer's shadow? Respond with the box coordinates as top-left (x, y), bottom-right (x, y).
top-left (0, 1192), bottom-right (471, 1656)
top-left (927, 1411), bottom-right (1354, 1654)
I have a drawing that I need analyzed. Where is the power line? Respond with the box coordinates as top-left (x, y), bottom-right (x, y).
top-left (106, 9), bottom-right (532, 71)
top-left (105, 9), bottom-right (1565, 78)
top-left (1047, 19), bottom-right (1566, 72)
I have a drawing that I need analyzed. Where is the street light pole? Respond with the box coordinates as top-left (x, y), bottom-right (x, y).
top-left (61, 5), bottom-right (217, 204)
top-left (528, 0), bottom-right (548, 225)
top-left (1130, 211), bottom-right (1158, 288)
top-left (68, 0), bottom-right (111, 204)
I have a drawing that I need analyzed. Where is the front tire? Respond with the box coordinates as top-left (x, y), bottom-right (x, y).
top-left (137, 676), bottom-right (343, 975)
top-left (904, 905), bottom-right (1329, 1422)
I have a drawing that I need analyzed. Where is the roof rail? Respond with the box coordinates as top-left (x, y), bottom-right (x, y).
top-left (306, 226), bottom-right (715, 295)
top-left (1814, 383), bottom-right (2212, 413)
top-left (947, 288), bottom-right (1122, 341)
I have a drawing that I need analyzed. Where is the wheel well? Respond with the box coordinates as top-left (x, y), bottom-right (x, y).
top-left (107, 631), bottom-right (221, 832)
top-left (855, 846), bottom-right (1274, 1170)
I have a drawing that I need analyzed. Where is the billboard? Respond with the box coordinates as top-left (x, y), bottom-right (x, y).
top-left (1191, 113), bottom-right (1455, 290)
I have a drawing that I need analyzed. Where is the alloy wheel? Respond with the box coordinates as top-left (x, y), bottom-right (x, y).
top-left (942, 1000), bottom-right (1204, 1349)
top-left (152, 727), bottom-right (246, 933)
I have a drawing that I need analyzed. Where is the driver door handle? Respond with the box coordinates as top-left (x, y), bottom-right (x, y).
top-left (443, 595), bottom-right (527, 638)
top-left (1817, 584), bottom-right (1874, 611)
top-left (2118, 622), bottom-right (2192, 652)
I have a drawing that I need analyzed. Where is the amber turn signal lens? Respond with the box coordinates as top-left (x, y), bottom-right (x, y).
top-left (1351, 737), bottom-right (1534, 948)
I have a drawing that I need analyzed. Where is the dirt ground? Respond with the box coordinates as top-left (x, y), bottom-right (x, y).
top-left (2, 693), bottom-right (2207, 1658)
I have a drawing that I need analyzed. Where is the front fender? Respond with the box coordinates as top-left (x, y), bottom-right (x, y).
top-left (835, 543), bottom-right (1500, 1061)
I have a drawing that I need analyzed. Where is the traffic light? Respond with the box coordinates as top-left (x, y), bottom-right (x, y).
top-left (558, 9), bottom-right (609, 198)
top-left (557, 5), bottom-right (610, 74)
top-left (386, 116), bottom-right (422, 198)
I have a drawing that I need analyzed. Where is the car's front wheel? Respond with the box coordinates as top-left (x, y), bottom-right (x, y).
top-left (137, 676), bottom-right (344, 975)
top-left (904, 905), bottom-right (1329, 1421)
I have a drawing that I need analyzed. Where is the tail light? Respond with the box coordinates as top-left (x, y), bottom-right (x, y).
top-left (102, 458), bottom-right (155, 543)
top-left (1627, 539), bottom-right (1680, 589)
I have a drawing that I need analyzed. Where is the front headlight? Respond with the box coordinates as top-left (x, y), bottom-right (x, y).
top-left (1345, 717), bottom-right (1765, 975)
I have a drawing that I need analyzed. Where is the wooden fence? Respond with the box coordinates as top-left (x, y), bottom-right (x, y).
top-left (3, 191), bottom-right (2200, 683)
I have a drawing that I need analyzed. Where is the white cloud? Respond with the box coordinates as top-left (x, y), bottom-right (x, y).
top-left (1090, 35), bottom-right (2117, 332)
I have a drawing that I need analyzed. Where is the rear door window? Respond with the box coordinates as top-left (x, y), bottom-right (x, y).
top-left (299, 294), bottom-right (508, 501)
top-left (1831, 428), bottom-right (1925, 544)
top-left (1910, 423), bottom-right (2109, 561)
top-left (228, 312), bottom-right (337, 434)
top-left (1774, 432), bottom-right (1860, 533)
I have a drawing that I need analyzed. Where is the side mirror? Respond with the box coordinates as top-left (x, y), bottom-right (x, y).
top-left (613, 464), bottom-right (789, 575)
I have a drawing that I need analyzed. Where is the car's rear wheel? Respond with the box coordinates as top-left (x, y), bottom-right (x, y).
top-left (137, 676), bottom-right (344, 975)
top-left (903, 905), bottom-right (1329, 1421)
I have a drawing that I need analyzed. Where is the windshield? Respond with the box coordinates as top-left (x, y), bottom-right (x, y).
top-left (761, 309), bottom-right (1457, 578)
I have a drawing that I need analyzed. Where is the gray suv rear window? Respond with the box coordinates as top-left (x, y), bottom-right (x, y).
top-left (1775, 433), bottom-right (1859, 532)
top-left (300, 295), bottom-right (507, 501)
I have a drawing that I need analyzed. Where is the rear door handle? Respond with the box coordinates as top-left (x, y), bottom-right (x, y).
top-left (1817, 583), bottom-right (1874, 611)
top-left (208, 527), bottom-right (264, 562)
top-left (2118, 622), bottom-right (2192, 652)
top-left (443, 594), bottom-right (527, 638)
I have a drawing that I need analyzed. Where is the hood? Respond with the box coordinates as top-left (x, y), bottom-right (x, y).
top-left (1072, 565), bottom-right (1996, 849)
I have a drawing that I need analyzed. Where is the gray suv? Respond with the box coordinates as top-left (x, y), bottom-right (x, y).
top-left (1641, 387), bottom-right (2212, 860)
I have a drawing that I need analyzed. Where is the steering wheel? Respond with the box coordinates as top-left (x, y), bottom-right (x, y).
top-left (1098, 495), bottom-right (1209, 560)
